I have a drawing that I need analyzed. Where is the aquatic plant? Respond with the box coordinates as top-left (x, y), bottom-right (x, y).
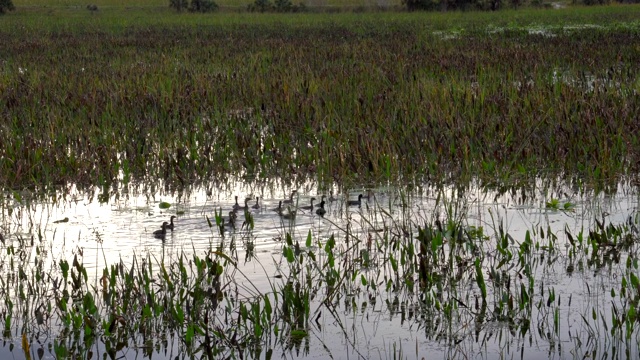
top-left (1, 7), bottom-right (640, 193)
top-left (0, 183), bottom-right (639, 358)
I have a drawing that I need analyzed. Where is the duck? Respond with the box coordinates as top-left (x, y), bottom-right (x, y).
top-left (315, 195), bottom-right (326, 207)
top-left (299, 197), bottom-right (316, 211)
top-left (167, 215), bottom-right (177, 231)
top-left (224, 211), bottom-right (237, 229)
top-left (347, 194), bottom-right (363, 207)
top-left (271, 201), bottom-right (283, 214)
top-left (232, 196), bottom-right (242, 211)
top-left (282, 190), bottom-right (297, 205)
top-left (251, 197), bottom-right (261, 210)
top-left (362, 189), bottom-right (374, 201)
top-left (233, 197), bottom-right (250, 213)
top-left (281, 207), bottom-right (296, 220)
top-left (153, 222), bottom-right (170, 239)
top-left (316, 200), bottom-right (326, 216)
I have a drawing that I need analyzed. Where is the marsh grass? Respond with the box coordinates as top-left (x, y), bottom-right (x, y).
top-left (1, 7), bottom-right (640, 193)
top-left (13, 0), bottom-right (399, 7)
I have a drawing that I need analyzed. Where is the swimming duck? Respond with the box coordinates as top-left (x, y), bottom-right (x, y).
top-left (167, 215), bottom-right (177, 231)
top-left (234, 197), bottom-right (250, 213)
top-left (347, 194), bottom-right (363, 207)
top-left (224, 211), bottom-right (237, 229)
top-left (281, 207), bottom-right (296, 220)
top-left (316, 200), bottom-right (326, 216)
top-left (232, 196), bottom-right (241, 211)
top-left (252, 197), bottom-right (261, 210)
top-left (271, 201), bottom-right (283, 214)
top-left (153, 222), bottom-right (170, 239)
top-left (282, 190), bottom-right (297, 205)
top-left (299, 197), bottom-right (316, 211)
top-left (315, 195), bottom-right (326, 207)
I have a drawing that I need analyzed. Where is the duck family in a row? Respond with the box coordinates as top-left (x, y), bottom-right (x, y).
top-left (151, 191), bottom-right (370, 238)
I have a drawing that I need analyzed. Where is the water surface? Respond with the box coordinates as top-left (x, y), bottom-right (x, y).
top-left (0, 180), bottom-right (638, 359)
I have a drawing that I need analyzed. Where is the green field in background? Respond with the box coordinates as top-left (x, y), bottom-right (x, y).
top-left (14, 0), bottom-right (403, 8)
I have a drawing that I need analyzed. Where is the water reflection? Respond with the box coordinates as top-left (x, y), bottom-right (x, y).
top-left (0, 179), bottom-right (638, 359)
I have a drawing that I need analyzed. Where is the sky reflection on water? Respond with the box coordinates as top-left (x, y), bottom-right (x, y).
top-left (0, 180), bottom-right (638, 359)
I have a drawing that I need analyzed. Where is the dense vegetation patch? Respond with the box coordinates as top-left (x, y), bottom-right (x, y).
top-left (0, 0), bottom-right (15, 13)
top-left (0, 8), bottom-right (639, 191)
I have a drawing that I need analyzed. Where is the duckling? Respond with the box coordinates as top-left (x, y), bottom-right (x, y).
top-left (232, 196), bottom-right (241, 211)
top-left (316, 200), bottom-right (326, 217)
top-left (153, 222), bottom-right (170, 239)
top-left (224, 211), bottom-right (237, 229)
top-left (361, 189), bottom-right (374, 201)
top-left (234, 197), bottom-right (250, 213)
top-left (299, 197), bottom-right (316, 211)
top-left (281, 207), bottom-right (296, 220)
top-left (282, 190), bottom-right (297, 205)
top-left (251, 197), bottom-right (261, 210)
top-left (167, 215), bottom-right (177, 231)
top-left (315, 195), bottom-right (326, 207)
top-left (271, 201), bottom-right (283, 214)
top-left (347, 194), bottom-right (363, 207)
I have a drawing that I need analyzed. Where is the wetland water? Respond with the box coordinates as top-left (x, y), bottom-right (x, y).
top-left (0, 181), bottom-right (639, 359)
top-left (1, 8), bottom-right (640, 359)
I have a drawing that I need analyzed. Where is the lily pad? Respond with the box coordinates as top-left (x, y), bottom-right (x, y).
top-left (159, 202), bottom-right (171, 209)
